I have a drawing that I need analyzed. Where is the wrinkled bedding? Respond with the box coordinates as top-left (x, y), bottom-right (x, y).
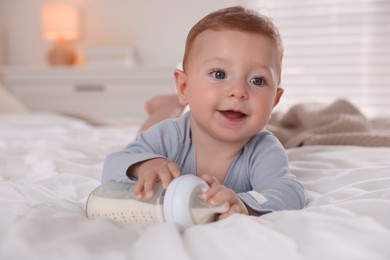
top-left (0, 113), bottom-right (389, 260)
top-left (268, 99), bottom-right (390, 148)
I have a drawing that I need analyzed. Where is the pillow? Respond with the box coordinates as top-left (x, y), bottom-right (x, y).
top-left (0, 83), bottom-right (29, 114)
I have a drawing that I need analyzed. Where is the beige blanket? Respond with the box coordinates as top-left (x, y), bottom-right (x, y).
top-left (267, 99), bottom-right (390, 148)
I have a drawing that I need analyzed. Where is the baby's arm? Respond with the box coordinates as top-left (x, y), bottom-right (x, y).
top-left (128, 158), bottom-right (181, 199)
top-left (201, 174), bottom-right (259, 220)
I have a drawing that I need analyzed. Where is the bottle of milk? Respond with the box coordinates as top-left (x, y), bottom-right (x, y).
top-left (86, 174), bottom-right (229, 229)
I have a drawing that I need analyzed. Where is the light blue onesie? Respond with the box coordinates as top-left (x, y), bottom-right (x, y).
top-left (102, 112), bottom-right (305, 213)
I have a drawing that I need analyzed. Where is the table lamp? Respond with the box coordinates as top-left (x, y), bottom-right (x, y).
top-left (41, 3), bottom-right (80, 66)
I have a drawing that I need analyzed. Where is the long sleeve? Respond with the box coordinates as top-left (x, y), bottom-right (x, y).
top-left (102, 115), bottom-right (191, 183)
top-left (231, 133), bottom-right (305, 212)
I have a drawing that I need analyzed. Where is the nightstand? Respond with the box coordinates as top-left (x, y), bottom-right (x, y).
top-left (1, 66), bottom-right (176, 122)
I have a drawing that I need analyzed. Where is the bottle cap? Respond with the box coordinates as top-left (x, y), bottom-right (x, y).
top-left (163, 174), bottom-right (209, 229)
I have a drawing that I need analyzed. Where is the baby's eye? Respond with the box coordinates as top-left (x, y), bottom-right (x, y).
top-left (211, 70), bottom-right (226, 79)
top-left (250, 77), bottom-right (266, 86)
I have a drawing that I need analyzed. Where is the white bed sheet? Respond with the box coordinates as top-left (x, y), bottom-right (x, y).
top-left (0, 113), bottom-right (389, 260)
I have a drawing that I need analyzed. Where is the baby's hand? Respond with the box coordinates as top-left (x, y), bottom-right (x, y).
top-left (129, 158), bottom-right (180, 199)
top-left (201, 174), bottom-right (249, 220)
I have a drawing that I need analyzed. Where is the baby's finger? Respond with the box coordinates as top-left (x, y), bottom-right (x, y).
top-left (201, 174), bottom-right (219, 187)
top-left (218, 204), bottom-right (242, 220)
top-left (159, 167), bottom-right (175, 189)
top-left (207, 187), bottom-right (237, 207)
top-left (167, 162), bottom-right (181, 178)
top-left (143, 174), bottom-right (158, 199)
top-left (203, 184), bottom-right (225, 201)
top-left (134, 179), bottom-right (145, 200)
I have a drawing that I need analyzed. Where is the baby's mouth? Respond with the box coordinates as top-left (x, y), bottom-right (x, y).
top-left (219, 110), bottom-right (247, 119)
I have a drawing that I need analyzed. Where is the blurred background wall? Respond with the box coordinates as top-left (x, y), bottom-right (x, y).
top-left (0, 0), bottom-right (237, 67)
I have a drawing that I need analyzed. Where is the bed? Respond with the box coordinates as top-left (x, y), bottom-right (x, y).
top-left (1, 94), bottom-right (390, 259)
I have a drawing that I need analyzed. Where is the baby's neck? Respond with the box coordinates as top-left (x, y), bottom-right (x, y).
top-left (193, 136), bottom-right (245, 183)
top-left (196, 151), bottom-right (236, 184)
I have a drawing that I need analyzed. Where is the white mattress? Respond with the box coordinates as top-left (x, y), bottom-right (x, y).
top-left (0, 113), bottom-right (389, 260)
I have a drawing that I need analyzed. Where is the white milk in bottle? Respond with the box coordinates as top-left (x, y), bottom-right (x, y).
top-left (86, 175), bottom-right (229, 228)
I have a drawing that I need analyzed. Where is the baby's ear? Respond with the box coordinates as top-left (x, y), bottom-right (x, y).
top-left (273, 87), bottom-right (284, 108)
top-left (174, 69), bottom-right (189, 105)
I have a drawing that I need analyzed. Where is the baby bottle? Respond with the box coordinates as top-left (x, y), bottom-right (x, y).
top-left (86, 174), bottom-right (229, 228)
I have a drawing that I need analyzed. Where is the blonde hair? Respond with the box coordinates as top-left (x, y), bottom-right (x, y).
top-left (182, 6), bottom-right (283, 84)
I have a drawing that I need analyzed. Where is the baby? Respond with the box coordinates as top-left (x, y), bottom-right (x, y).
top-left (103, 6), bottom-right (305, 220)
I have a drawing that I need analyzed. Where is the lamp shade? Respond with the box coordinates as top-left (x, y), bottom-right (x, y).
top-left (41, 3), bottom-right (80, 41)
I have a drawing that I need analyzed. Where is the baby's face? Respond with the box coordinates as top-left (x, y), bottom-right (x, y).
top-left (180, 29), bottom-right (283, 144)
